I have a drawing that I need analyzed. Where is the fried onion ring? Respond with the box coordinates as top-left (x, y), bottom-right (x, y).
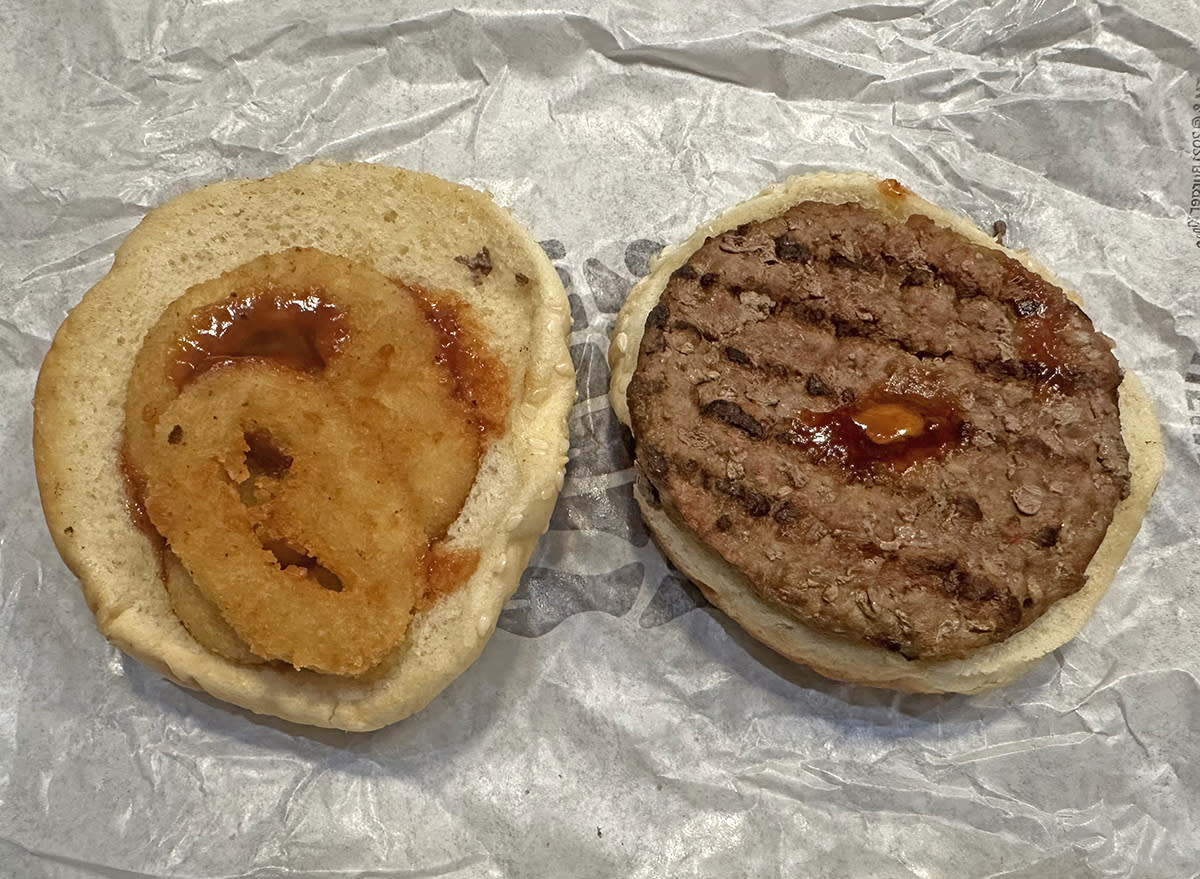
top-left (161, 554), bottom-right (267, 666)
top-left (123, 248), bottom-right (508, 676)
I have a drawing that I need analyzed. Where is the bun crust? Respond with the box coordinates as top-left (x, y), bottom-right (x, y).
top-left (610, 172), bottom-right (1163, 693)
top-left (34, 162), bottom-right (575, 729)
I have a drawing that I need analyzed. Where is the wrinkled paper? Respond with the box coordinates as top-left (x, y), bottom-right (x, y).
top-left (3, 1), bottom-right (1199, 876)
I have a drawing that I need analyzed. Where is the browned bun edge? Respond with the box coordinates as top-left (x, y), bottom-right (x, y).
top-left (609, 171), bottom-right (1164, 693)
top-left (34, 162), bottom-right (575, 729)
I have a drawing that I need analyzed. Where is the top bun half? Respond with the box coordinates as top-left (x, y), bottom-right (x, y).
top-left (34, 162), bottom-right (575, 729)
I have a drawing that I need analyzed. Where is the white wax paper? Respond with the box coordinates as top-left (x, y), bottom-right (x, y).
top-left (3, 1), bottom-right (1200, 876)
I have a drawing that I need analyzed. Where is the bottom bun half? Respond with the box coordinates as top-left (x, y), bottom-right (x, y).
top-left (610, 171), bottom-right (1163, 694)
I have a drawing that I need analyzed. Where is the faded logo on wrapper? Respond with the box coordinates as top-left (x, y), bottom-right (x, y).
top-left (497, 239), bottom-right (712, 638)
top-left (1186, 84), bottom-right (1200, 457)
top-left (1189, 77), bottom-right (1200, 248)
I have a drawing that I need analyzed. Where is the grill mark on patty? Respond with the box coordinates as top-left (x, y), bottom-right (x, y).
top-left (668, 335), bottom-right (1121, 491)
top-left (651, 436), bottom-right (1083, 657)
top-left (655, 306), bottom-right (1125, 494)
top-left (671, 459), bottom-right (1034, 652)
top-left (665, 277), bottom-right (1115, 396)
top-left (664, 208), bottom-right (1118, 396)
top-left (769, 229), bottom-right (994, 302)
top-left (776, 208), bottom-right (1054, 307)
top-left (700, 275), bottom-right (1110, 391)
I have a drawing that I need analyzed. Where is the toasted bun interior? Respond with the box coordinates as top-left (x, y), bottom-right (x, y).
top-left (34, 162), bottom-right (575, 729)
top-left (609, 171), bottom-right (1163, 693)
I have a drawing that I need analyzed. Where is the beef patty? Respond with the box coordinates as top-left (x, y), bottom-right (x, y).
top-left (627, 200), bottom-right (1131, 661)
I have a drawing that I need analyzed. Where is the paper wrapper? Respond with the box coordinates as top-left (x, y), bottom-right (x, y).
top-left (3, 2), bottom-right (1199, 876)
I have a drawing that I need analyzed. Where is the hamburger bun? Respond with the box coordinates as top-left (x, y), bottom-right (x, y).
top-left (609, 171), bottom-right (1163, 693)
top-left (34, 162), bottom-right (575, 729)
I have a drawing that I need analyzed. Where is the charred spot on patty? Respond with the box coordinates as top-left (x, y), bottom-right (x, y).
top-left (805, 374), bottom-right (831, 397)
top-left (773, 235), bottom-right (812, 263)
top-left (773, 502), bottom-right (802, 525)
top-left (645, 301), bottom-right (670, 331)
top-left (901, 267), bottom-right (934, 287)
top-left (1032, 525), bottom-right (1061, 548)
top-left (713, 478), bottom-right (771, 517)
top-left (724, 346), bottom-right (752, 365)
top-left (700, 399), bottom-right (766, 438)
top-left (641, 444), bottom-right (669, 479)
top-left (951, 495), bottom-right (983, 522)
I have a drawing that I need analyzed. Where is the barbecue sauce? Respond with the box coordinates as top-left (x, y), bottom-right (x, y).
top-left (168, 285), bottom-right (349, 389)
top-left (785, 389), bottom-right (965, 473)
